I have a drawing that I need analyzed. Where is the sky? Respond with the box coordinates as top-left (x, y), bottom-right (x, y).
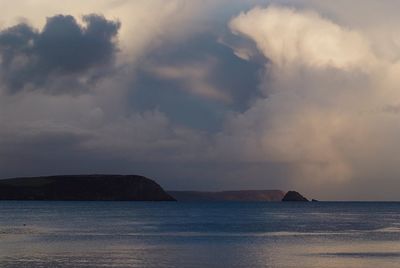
top-left (1, 0), bottom-right (400, 200)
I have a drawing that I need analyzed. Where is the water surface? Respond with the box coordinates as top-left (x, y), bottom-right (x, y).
top-left (1, 201), bottom-right (400, 267)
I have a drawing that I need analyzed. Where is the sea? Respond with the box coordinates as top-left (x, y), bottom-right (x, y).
top-left (0, 201), bottom-right (400, 268)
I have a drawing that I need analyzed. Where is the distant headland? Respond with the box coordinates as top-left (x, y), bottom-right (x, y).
top-left (168, 190), bottom-right (285, 202)
top-left (0, 175), bottom-right (175, 201)
top-left (168, 190), bottom-right (310, 202)
top-left (0, 175), bottom-right (311, 202)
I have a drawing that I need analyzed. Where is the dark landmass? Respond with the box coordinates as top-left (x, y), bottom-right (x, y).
top-left (0, 175), bottom-right (175, 201)
top-left (168, 190), bottom-right (285, 202)
top-left (282, 191), bottom-right (309, 202)
top-left (312, 199), bottom-right (319, 202)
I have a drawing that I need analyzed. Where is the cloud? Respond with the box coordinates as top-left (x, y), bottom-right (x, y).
top-left (128, 32), bottom-right (263, 132)
top-left (3, 1), bottom-right (400, 200)
top-left (0, 14), bottom-right (120, 93)
top-left (37, 14), bottom-right (120, 72)
top-left (0, 1), bottom-right (226, 184)
top-left (230, 6), bottom-right (375, 70)
top-left (223, 5), bottom-right (400, 191)
top-left (149, 60), bottom-right (231, 102)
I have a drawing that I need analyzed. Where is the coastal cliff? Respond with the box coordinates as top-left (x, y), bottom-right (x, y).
top-left (0, 175), bottom-right (175, 201)
top-left (168, 190), bottom-right (285, 202)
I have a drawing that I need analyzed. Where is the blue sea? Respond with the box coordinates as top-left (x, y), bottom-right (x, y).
top-left (1, 202), bottom-right (400, 268)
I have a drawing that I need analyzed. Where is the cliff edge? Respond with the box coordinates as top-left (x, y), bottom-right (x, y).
top-left (0, 175), bottom-right (175, 201)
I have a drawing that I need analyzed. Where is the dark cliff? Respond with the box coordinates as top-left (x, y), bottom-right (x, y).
top-left (0, 175), bottom-right (175, 201)
top-left (282, 191), bottom-right (309, 202)
top-left (168, 190), bottom-right (285, 202)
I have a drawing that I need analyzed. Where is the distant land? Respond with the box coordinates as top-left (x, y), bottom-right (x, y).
top-left (169, 190), bottom-right (310, 202)
top-left (282, 191), bottom-right (309, 202)
top-left (0, 175), bottom-right (310, 202)
top-left (168, 190), bottom-right (286, 202)
top-left (0, 175), bottom-right (175, 201)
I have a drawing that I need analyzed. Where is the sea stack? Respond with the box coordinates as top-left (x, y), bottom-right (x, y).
top-left (0, 175), bottom-right (175, 201)
top-left (282, 191), bottom-right (309, 202)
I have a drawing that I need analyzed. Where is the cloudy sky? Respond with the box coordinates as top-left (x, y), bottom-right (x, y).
top-left (2, 0), bottom-right (400, 200)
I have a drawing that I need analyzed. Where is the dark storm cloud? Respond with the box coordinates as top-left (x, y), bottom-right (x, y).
top-left (0, 14), bottom-right (120, 93)
top-left (144, 33), bottom-right (263, 110)
top-left (130, 33), bottom-right (263, 132)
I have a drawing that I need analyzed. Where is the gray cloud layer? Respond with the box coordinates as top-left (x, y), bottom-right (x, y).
top-left (0, 14), bottom-right (119, 93)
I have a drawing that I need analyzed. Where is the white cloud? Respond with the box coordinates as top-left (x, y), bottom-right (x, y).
top-left (230, 6), bottom-right (376, 70)
top-left (224, 5), bottom-right (400, 186)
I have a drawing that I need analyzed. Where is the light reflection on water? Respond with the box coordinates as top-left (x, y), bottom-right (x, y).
top-left (1, 202), bottom-right (400, 267)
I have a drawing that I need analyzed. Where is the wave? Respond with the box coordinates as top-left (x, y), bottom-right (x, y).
top-left (316, 252), bottom-right (400, 258)
top-left (371, 227), bottom-right (400, 233)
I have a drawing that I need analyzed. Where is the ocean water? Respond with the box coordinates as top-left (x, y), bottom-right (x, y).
top-left (0, 202), bottom-right (400, 268)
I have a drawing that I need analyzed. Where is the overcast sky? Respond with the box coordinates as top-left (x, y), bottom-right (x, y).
top-left (2, 0), bottom-right (400, 200)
